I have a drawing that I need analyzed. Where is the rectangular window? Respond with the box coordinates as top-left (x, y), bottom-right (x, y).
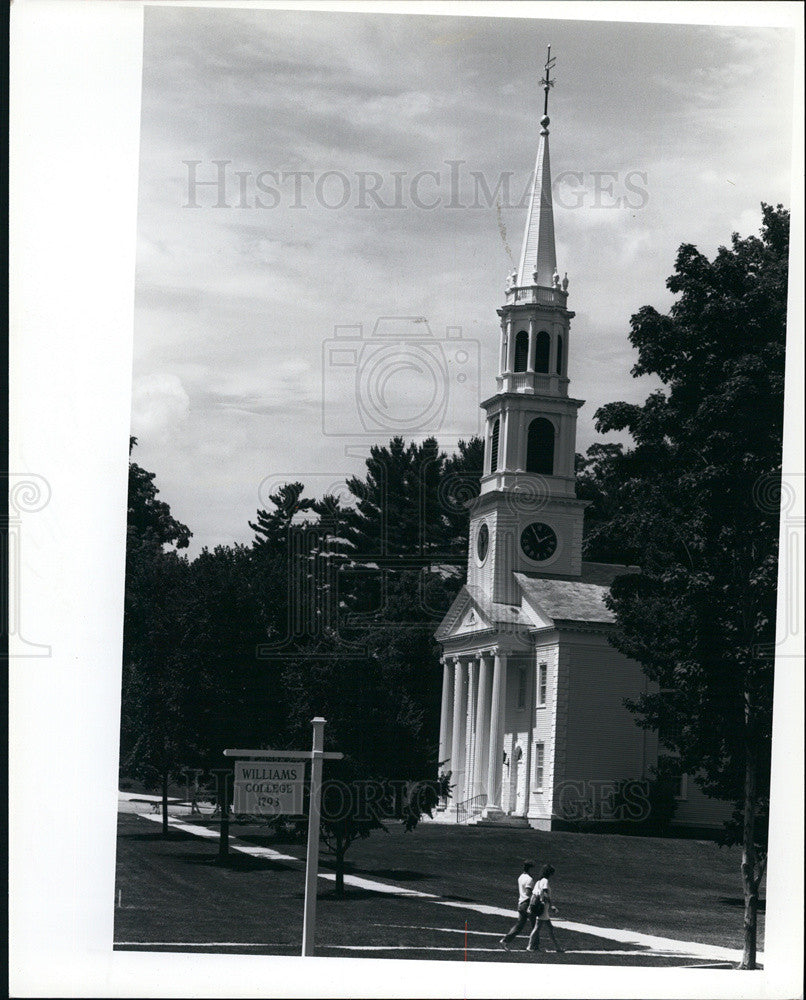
top-left (537, 662), bottom-right (547, 707)
top-left (675, 773), bottom-right (688, 801)
top-left (516, 667), bottom-right (527, 709)
top-left (534, 743), bottom-right (545, 790)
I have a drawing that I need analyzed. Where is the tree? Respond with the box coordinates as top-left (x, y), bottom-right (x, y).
top-left (121, 441), bottom-right (195, 834)
top-left (588, 204), bottom-right (788, 968)
top-left (289, 756), bottom-right (446, 897)
top-left (184, 544), bottom-right (284, 765)
top-left (127, 436), bottom-right (192, 552)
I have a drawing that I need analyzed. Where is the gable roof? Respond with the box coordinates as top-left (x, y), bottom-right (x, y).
top-left (514, 563), bottom-right (638, 626)
top-left (436, 562), bottom-right (640, 640)
top-left (515, 573), bottom-right (614, 625)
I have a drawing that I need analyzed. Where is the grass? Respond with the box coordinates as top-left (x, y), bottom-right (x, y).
top-left (114, 811), bottom-right (763, 964)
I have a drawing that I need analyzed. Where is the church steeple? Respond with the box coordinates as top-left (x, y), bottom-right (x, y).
top-left (516, 113), bottom-right (556, 288)
top-left (466, 46), bottom-right (589, 598)
top-left (516, 45), bottom-right (557, 289)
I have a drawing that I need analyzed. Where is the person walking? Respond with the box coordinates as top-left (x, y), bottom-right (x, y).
top-left (499, 862), bottom-right (536, 950)
top-left (526, 864), bottom-right (564, 953)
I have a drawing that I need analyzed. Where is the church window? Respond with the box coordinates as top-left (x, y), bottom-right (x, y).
top-left (516, 667), bottom-right (527, 709)
top-left (556, 335), bottom-right (563, 374)
top-left (535, 331), bottom-right (550, 373)
top-left (537, 662), bottom-right (547, 706)
top-left (514, 330), bottom-right (529, 372)
top-left (490, 418), bottom-right (500, 472)
top-left (526, 418), bottom-right (554, 475)
top-left (534, 742), bottom-right (545, 790)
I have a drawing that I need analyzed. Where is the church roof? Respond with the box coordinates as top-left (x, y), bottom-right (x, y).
top-left (436, 563), bottom-right (639, 641)
top-left (514, 562), bottom-right (638, 626)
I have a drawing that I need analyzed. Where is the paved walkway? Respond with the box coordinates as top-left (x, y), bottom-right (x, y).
top-left (134, 810), bottom-right (759, 965)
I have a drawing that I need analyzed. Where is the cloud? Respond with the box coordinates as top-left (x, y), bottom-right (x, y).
top-left (131, 372), bottom-right (190, 441)
top-left (132, 9), bottom-right (796, 555)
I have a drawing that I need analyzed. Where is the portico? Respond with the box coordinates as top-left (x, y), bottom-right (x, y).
top-left (438, 644), bottom-right (536, 824)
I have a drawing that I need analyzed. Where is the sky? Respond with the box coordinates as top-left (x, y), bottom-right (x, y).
top-left (131, 7), bottom-right (796, 556)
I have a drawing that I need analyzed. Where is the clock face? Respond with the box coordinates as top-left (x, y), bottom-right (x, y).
top-left (476, 523), bottom-right (489, 563)
top-left (520, 522), bottom-right (557, 562)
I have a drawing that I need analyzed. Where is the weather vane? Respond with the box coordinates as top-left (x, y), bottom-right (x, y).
top-left (540, 44), bottom-right (556, 117)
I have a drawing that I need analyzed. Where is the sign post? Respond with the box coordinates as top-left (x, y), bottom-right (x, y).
top-left (302, 717), bottom-right (325, 957)
top-left (223, 716), bottom-right (341, 957)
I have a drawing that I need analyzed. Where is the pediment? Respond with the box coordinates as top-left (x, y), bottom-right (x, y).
top-left (454, 604), bottom-right (492, 635)
top-left (436, 586), bottom-right (494, 642)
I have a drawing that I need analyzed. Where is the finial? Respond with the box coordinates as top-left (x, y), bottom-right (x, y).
top-left (540, 44), bottom-right (556, 120)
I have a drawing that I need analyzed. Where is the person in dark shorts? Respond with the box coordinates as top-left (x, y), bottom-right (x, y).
top-left (527, 864), bottom-right (564, 953)
top-left (499, 862), bottom-right (536, 950)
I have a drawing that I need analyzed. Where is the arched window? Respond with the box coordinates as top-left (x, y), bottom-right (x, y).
top-left (556, 335), bottom-right (563, 375)
top-left (514, 330), bottom-right (529, 372)
top-left (490, 418), bottom-right (500, 473)
top-left (526, 418), bottom-right (554, 475)
top-left (535, 331), bottom-right (550, 373)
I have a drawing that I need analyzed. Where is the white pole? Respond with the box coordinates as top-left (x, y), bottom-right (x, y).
top-left (302, 716), bottom-right (325, 957)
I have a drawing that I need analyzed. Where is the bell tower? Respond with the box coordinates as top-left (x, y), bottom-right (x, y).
top-left (467, 47), bottom-right (588, 605)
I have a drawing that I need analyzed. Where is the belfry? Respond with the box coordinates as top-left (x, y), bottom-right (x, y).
top-left (434, 49), bottom-right (728, 831)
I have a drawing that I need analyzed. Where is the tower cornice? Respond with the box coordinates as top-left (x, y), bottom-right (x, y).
top-left (498, 302), bottom-right (575, 321)
top-left (480, 391), bottom-right (585, 411)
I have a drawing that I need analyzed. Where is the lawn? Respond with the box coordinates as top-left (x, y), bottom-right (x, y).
top-left (114, 811), bottom-right (763, 964)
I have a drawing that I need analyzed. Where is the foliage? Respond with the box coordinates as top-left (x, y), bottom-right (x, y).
top-left (127, 436), bottom-right (192, 552)
top-left (121, 442), bottom-right (196, 832)
top-left (585, 204), bottom-right (788, 967)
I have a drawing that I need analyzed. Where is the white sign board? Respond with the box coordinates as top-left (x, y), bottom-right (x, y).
top-left (233, 761), bottom-right (305, 815)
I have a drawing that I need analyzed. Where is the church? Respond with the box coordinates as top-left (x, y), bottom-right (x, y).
top-left (434, 53), bottom-right (730, 833)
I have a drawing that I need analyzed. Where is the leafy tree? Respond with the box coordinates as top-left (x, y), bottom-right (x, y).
top-left (289, 756), bottom-right (446, 897)
top-left (127, 437), bottom-right (192, 552)
top-left (588, 204), bottom-right (787, 968)
top-left (121, 442), bottom-right (195, 833)
top-left (184, 544), bottom-right (284, 765)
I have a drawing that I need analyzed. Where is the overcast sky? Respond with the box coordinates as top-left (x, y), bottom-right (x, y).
top-left (130, 8), bottom-right (795, 557)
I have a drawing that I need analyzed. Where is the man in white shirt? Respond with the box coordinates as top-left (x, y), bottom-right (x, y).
top-left (499, 862), bottom-right (536, 950)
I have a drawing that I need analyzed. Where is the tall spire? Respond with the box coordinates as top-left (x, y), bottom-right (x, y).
top-left (516, 45), bottom-right (558, 289)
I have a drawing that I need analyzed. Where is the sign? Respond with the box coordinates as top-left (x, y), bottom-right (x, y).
top-left (233, 760), bottom-right (304, 815)
top-left (225, 720), bottom-right (340, 955)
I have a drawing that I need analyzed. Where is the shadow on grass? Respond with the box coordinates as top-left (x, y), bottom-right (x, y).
top-left (351, 868), bottom-right (436, 882)
top-left (719, 897), bottom-right (766, 912)
top-left (174, 852), bottom-right (300, 874)
top-left (290, 888), bottom-right (396, 902)
top-left (118, 831), bottom-right (193, 843)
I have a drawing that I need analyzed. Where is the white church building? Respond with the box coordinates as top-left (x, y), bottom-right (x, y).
top-left (434, 56), bottom-right (731, 834)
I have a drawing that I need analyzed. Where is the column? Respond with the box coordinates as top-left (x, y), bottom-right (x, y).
top-left (528, 317), bottom-right (536, 372)
top-left (483, 651), bottom-right (507, 816)
top-left (450, 657), bottom-right (468, 809)
top-left (437, 658), bottom-right (454, 787)
top-left (549, 325), bottom-right (558, 376)
top-left (464, 658), bottom-right (478, 801)
top-left (521, 661), bottom-right (534, 818)
top-left (506, 318), bottom-right (516, 372)
top-left (474, 652), bottom-right (491, 799)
